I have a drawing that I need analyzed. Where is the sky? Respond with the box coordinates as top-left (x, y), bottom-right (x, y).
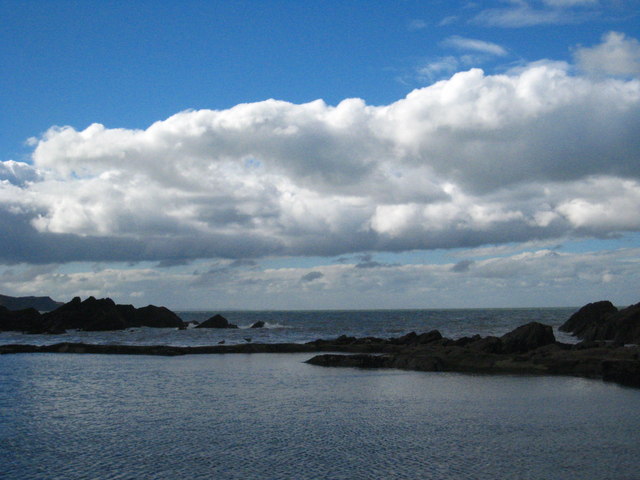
top-left (1, 0), bottom-right (640, 309)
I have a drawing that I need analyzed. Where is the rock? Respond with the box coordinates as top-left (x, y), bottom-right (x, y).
top-left (392, 332), bottom-right (418, 345)
top-left (42, 296), bottom-right (127, 332)
top-left (560, 301), bottom-right (618, 339)
top-left (416, 330), bottom-right (443, 344)
top-left (334, 334), bottom-right (357, 345)
top-left (467, 336), bottom-right (503, 354)
top-left (500, 322), bottom-right (555, 354)
top-left (609, 303), bottom-right (640, 345)
top-left (453, 334), bottom-right (482, 347)
top-left (352, 336), bottom-right (385, 345)
top-left (195, 314), bottom-right (238, 329)
top-left (0, 306), bottom-right (43, 332)
top-left (37, 297), bottom-right (185, 332)
top-left (250, 321), bottom-right (265, 329)
top-left (560, 301), bottom-right (640, 345)
top-left (602, 360), bottom-right (640, 388)
top-left (306, 354), bottom-right (391, 369)
top-left (118, 304), bottom-right (185, 328)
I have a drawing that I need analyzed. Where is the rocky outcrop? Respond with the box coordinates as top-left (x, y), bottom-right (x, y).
top-left (607, 303), bottom-right (640, 344)
top-left (0, 306), bottom-right (43, 332)
top-left (42, 297), bottom-right (127, 332)
top-left (500, 322), bottom-right (555, 354)
top-left (117, 304), bottom-right (184, 328)
top-left (306, 341), bottom-right (640, 388)
top-left (250, 321), bottom-right (266, 329)
top-left (195, 314), bottom-right (238, 329)
top-left (559, 301), bottom-right (618, 339)
top-left (389, 330), bottom-right (443, 345)
top-left (0, 296), bottom-right (186, 332)
top-left (560, 301), bottom-right (640, 345)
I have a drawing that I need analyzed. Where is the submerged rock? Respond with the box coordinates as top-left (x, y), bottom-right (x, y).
top-left (250, 321), bottom-right (265, 329)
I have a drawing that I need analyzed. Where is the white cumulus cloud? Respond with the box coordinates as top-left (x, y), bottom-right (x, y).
top-left (574, 31), bottom-right (640, 77)
top-left (1, 34), bottom-right (640, 267)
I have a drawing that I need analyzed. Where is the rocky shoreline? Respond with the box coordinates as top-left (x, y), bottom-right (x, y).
top-left (1, 320), bottom-right (639, 389)
top-left (2, 295), bottom-right (640, 389)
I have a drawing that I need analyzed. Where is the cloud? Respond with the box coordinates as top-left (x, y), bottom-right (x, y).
top-left (451, 259), bottom-right (475, 273)
top-left (3, 247), bottom-right (639, 309)
top-left (300, 271), bottom-right (324, 282)
top-left (417, 56), bottom-right (461, 82)
top-left (542, 0), bottom-right (597, 6)
top-left (408, 19), bottom-right (427, 31)
top-left (1, 36), bottom-right (640, 266)
top-left (354, 254), bottom-right (398, 269)
top-left (354, 254), bottom-right (383, 269)
top-left (438, 16), bottom-right (458, 26)
top-left (574, 31), bottom-right (640, 77)
top-left (441, 36), bottom-right (508, 56)
top-left (472, 0), bottom-right (597, 27)
top-left (0, 160), bottom-right (42, 187)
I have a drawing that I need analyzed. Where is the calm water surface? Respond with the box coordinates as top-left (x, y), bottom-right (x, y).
top-left (1, 353), bottom-right (639, 480)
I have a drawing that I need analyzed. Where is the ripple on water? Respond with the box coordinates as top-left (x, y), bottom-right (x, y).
top-left (1, 353), bottom-right (639, 479)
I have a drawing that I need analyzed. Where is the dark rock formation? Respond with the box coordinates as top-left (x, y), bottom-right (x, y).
top-left (0, 294), bottom-right (63, 312)
top-left (195, 314), bottom-right (238, 329)
top-left (560, 301), bottom-right (618, 339)
top-left (250, 321), bottom-right (265, 329)
top-left (306, 353), bottom-right (391, 369)
top-left (500, 322), bottom-right (555, 354)
top-left (117, 304), bottom-right (184, 328)
top-left (465, 335), bottom-right (502, 354)
top-left (1, 296), bottom-right (185, 332)
top-left (42, 297), bottom-right (127, 332)
top-left (389, 330), bottom-right (444, 346)
top-left (602, 360), bottom-right (640, 388)
top-left (560, 301), bottom-right (640, 345)
top-left (0, 306), bottom-right (43, 332)
top-left (0, 342), bottom-right (318, 356)
top-left (608, 303), bottom-right (640, 345)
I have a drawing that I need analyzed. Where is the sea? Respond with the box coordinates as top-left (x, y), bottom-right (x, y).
top-left (2, 308), bottom-right (640, 479)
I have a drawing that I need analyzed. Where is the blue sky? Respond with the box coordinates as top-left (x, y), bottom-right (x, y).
top-left (1, 0), bottom-right (640, 309)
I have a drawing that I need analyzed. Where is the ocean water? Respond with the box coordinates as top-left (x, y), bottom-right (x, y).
top-left (1, 353), bottom-right (639, 480)
top-left (3, 308), bottom-right (637, 479)
top-left (0, 307), bottom-right (578, 346)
